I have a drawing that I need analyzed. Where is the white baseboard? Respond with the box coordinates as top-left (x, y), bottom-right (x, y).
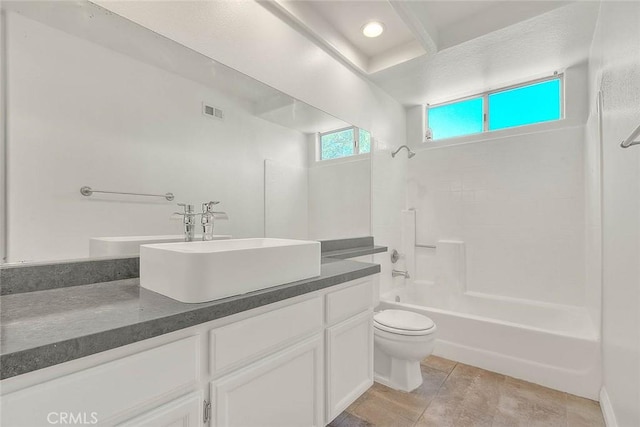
top-left (599, 387), bottom-right (618, 427)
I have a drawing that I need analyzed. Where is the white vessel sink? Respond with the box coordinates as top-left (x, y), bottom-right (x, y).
top-left (140, 238), bottom-right (321, 303)
top-left (90, 234), bottom-right (232, 257)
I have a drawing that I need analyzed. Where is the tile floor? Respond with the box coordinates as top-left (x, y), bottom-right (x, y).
top-left (330, 356), bottom-right (605, 427)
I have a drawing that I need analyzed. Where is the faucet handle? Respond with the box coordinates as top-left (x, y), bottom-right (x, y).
top-left (202, 201), bottom-right (220, 213)
top-left (177, 203), bottom-right (195, 214)
top-left (212, 211), bottom-right (229, 220)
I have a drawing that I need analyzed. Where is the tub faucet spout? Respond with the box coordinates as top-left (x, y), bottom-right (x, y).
top-left (392, 269), bottom-right (410, 279)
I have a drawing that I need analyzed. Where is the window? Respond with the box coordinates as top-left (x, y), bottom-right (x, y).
top-left (319, 126), bottom-right (371, 160)
top-left (428, 97), bottom-right (484, 140)
top-left (427, 75), bottom-right (563, 141)
top-left (488, 78), bottom-right (561, 130)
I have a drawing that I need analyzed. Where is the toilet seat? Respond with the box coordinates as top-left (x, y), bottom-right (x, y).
top-left (374, 310), bottom-right (435, 336)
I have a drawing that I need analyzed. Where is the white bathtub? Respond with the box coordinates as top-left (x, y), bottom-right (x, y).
top-left (379, 281), bottom-right (601, 399)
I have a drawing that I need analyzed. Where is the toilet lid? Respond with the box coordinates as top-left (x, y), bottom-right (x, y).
top-left (374, 310), bottom-right (435, 334)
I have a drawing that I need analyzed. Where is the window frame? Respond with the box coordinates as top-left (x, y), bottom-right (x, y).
top-left (426, 73), bottom-right (564, 140)
top-left (318, 125), bottom-right (371, 161)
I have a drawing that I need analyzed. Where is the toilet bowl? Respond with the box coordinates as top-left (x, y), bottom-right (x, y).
top-left (373, 309), bottom-right (437, 392)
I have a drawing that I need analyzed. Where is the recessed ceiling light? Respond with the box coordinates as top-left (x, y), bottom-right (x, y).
top-left (362, 21), bottom-right (385, 38)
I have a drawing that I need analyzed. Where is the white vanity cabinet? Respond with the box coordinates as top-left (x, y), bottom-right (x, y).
top-left (325, 281), bottom-right (375, 421)
top-left (210, 336), bottom-right (324, 427)
top-left (117, 392), bottom-right (203, 427)
top-left (0, 277), bottom-right (376, 427)
top-left (0, 336), bottom-right (201, 426)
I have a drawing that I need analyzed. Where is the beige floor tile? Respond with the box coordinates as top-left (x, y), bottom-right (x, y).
top-left (450, 363), bottom-right (486, 379)
top-left (495, 388), bottom-right (532, 419)
top-left (354, 366), bottom-right (449, 425)
top-left (455, 411), bottom-right (494, 427)
top-left (492, 410), bottom-right (528, 427)
top-left (566, 394), bottom-right (605, 427)
top-left (346, 390), bottom-right (369, 414)
top-left (416, 395), bottom-right (462, 427)
top-left (415, 411), bottom-right (454, 427)
top-left (495, 376), bottom-right (567, 427)
top-left (421, 355), bottom-right (457, 374)
top-left (365, 381), bottom-right (430, 421)
top-left (529, 402), bottom-right (567, 427)
top-left (421, 363), bottom-right (504, 427)
top-left (413, 365), bottom-right (450, 400)
top-left (503, 376), bottom-right (567, 405)
top-left (349, 361), bottom-right (597, 427)
top-left (352, 395), bottom-right (416, 427)
top-left (329, 411), bottom-right (374, 427)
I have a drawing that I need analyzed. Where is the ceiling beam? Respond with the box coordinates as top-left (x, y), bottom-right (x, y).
top-left (257, 0), bottom-right (370, 75)
top-left (387, 0), bottom-right (438, 56)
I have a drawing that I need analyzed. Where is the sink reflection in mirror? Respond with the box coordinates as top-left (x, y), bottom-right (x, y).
top-left (89, 235), bottom-right (233, 258)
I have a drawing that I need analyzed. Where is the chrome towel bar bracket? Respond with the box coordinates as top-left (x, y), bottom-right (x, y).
top-left (80, 186), bottom-right (175, 201)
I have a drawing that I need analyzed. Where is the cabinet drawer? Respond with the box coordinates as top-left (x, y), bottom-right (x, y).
top-left (1, 336), bottom-right (199, 426)
top-left (117, 391), bottom-right (202, 427)
top-left (325, 279), bottom-right (373, 326)
top-left (210, 296), bottom-right (323, 375)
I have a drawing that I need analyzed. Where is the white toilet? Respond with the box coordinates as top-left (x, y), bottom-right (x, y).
top-left (373, 309), bottom-right (437, 392)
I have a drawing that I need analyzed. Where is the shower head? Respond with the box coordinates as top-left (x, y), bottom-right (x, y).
top-left (391, 145), bottom-right (416, 159)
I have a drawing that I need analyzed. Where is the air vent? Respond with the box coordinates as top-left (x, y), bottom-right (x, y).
top-left (203, 103), bottom-right (224, 120)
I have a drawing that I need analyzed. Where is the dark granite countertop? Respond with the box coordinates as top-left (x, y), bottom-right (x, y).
top-left (0, 257), bottom-right (379, 379)
top-left (322, 245), bottom-right (387, 260)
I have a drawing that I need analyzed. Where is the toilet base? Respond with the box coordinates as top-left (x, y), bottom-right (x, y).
top-left (373, 345), bottom-right (425, 392)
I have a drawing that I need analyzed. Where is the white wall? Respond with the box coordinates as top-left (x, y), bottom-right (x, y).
top-left (5, 12), bottom-right (307, 262)
top-left (264, 159), bottom-right (308, 240)
top-left (588, 2), bottom-right (640, 426)
top-left (91, 0), bottom-right (406, 156)
top-left (372, 138), bottom-right (408, 295)
top-left (308, 157), bottom-right (371, 240)
top-left (406, 64), bottom-right (589, 307)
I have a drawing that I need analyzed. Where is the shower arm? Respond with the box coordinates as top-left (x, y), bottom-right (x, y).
top-left (391, 145), bottom-right (415, 158)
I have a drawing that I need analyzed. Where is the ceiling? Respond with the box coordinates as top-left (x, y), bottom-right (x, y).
top-left (307, 1), bottom-right (416, 58)
top-left (263, 0), bottom-right (599, 106)
top-left (405, 0), bottom-right (571, 50)
top-left (369, 1), bottom-right (599, 106)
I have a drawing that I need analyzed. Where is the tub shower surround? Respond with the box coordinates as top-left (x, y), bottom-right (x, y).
top-left (388, 210), bottom-right (600, 399)
top-left (0, 238), bottom-right (384, 426)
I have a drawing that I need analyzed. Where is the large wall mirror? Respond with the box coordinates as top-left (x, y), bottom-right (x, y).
top-left (0, 1), bottom-right (372, 264)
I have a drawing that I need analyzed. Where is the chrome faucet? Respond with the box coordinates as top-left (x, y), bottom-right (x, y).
top-left (392, 269), bottom-right (410, 279)
top-left (174, 203), bottom-right (197, 242)
top-left (201, 201), bottom-right (228, 241)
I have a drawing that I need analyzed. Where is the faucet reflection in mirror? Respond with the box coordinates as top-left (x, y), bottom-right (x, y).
top-left (174, 202), bottom-right (228, 242)
top-left (201, 201), bottom-right (229, 241)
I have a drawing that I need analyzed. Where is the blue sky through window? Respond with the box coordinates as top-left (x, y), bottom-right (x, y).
top-left (489, 79), bottom-right (561, 131)
top-left (427, 77), bottom-right (562, 140)
top-left (428, 97), bottom-right (483, 140)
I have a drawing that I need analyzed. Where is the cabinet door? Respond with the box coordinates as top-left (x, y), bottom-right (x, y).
top-left (326, 310), bottom-right (373, 422)
top-left (211, 335), bottom-right (323, 427)
top-left (116, 392), bottom-right (202, 427)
